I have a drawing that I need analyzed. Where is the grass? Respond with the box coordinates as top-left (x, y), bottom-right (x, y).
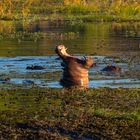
top-left (0, 88), bottom-right (140, 139)
top-left (0, 1), bottom-right (140, 22)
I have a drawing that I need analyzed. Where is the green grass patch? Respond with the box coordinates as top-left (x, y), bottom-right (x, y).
top-left (0, 88), bottom-right (139, 139)
top-left (0, 1), bottom-right (140, 22)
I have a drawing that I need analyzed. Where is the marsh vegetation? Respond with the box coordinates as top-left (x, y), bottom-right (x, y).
top-left (0, 88), bottom-right (140, 139)
top-left (0, 0), bottom-right (140, 21)
top-left (0, 1), bottom-right (140, 139)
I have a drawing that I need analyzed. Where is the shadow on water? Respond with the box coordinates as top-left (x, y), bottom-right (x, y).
top-left (0, 20), bottom-right (140, 88)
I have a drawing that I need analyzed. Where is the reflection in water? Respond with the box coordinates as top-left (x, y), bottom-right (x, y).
top-left (0, 20), bottom-right (139, 56)
top-left (111, 22), bottom-right (140, 38)
top-left (0, 20), bottom-right (139, 88)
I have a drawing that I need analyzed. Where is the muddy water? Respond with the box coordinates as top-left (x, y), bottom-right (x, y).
top-left (0, 20), bottom-right (140, 88)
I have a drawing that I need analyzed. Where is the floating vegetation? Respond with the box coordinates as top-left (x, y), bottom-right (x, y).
top-left (48, 32), bottom-right (79, 40)
top-left (0, 31), bottom-right (79, 42)
top-left (0, 31), bottom-right (45, 42)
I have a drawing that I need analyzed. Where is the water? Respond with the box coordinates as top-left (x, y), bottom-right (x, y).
top-left (0, 20), bottom-right (140, 88)
top-left (0, 56), bottom-right (139, 88)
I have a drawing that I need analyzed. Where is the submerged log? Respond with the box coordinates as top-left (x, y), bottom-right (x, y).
top-left (55, 45), bottom-right (94, 88)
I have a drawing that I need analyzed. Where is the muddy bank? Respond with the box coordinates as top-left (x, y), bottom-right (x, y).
top-left (0, 88), bottom-right (139, 139)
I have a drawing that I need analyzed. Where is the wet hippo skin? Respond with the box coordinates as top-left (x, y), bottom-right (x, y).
top-left (102, 65), bottom-right (121, 72)
top-left (26, 65), bottom-right (45, 70)
top-left (56, 45), bottom-right (94, 88)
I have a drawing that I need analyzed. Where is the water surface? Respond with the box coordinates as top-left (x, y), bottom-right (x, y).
top-left (0, 20), bottom-right (140, 88)
top-left (0, 56), bottom-right (139, 88)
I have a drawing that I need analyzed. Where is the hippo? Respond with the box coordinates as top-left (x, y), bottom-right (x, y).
top-left (0, 78), bottom-right (10, 83)
top-left (102, 65), bottom-right (121, 72)
top-left (26, 65), bottom-right (45, 70)
top-left (55, 45), bottom-right (94, 88)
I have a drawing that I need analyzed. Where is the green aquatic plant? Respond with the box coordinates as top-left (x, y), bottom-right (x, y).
top-left (0, 31), bottom-right (46, 42)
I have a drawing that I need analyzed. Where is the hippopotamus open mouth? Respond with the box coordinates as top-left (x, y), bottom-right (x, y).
top-left (55, 45), bottom-right (94, 88)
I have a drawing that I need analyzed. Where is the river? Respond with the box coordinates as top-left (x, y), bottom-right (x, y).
top-left (0, 20), bottom-right (140, 88)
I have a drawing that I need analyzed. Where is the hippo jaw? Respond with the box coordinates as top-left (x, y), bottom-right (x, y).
top-left (55, 45), bottom-right (70, 57)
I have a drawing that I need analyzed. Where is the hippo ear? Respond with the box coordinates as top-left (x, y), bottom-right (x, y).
top-left (84, 57), bottom-right (94, 69)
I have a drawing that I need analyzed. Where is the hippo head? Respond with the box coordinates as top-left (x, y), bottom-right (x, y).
top-left (55, 45), bottom-right (69, 57)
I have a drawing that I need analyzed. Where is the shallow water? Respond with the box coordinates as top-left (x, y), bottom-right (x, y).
top-left (0, 56), bottom-right (139, 88)
top-left (0, 20), bottom-right (140, 88)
